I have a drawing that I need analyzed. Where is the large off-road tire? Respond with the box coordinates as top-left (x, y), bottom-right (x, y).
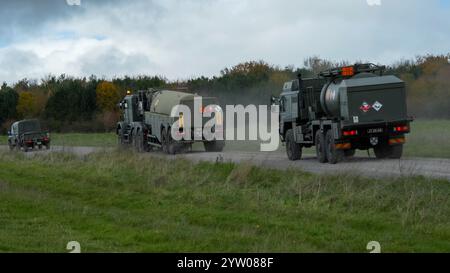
top-left (325, 130), bottom-right (344, 164)
top-left (161, 128), bottom-right (168, 153)
top-left (166, 128), bottom-right (177, 155)
top-left (130, 132), bottom-right (135, 150)
top-left (45, 143), bottom-right (51, 150)
top-left (374, 144), bottom-right (403, 159)
top-left (285, 129), bottom-right (302, 161)
top-left (390, 144), bottom-right (403, 159)
top-left (374, 145), bottom-right (388, 159)
top-left (344, 149), bottom-right (356, 158)
top-left (134, 130), bottom-right (145, 153)
top-left (143, 132), bottom-right (152, 153)
top-left (204, 140), bottom-right (225, 152)
top-left (8, 141), bottom-right (14, 151)
top-left (315, 130), bottom-right (327, 163)
top-left (117, 129), bottom-right (126, 149)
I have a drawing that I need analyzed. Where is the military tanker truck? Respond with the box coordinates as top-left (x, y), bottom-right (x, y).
top-left (274, 63), bottom-right (413, 164)
top-left (117, 89), bottom-right (225, 154)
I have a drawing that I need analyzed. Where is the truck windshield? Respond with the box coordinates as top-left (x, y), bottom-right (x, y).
top-left (18, 121), bottom-right (41, 132)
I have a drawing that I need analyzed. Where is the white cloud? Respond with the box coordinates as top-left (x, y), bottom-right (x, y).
top-left (0, 0), bottom-right (449, 84)
top-left (66, 0), bottom-right (81, 6)
top-left (367, 0), bottom-right (382, 6)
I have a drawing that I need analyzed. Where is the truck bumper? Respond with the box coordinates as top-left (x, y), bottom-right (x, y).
top-left (338, 121), bottom-right (410, 150)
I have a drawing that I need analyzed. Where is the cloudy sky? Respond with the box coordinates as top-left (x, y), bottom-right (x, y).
top-left (0, 0), bottom-right (449, 83)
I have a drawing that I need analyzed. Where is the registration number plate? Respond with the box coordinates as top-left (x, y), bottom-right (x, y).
top-left (367, 128), bottom-right (383, 134)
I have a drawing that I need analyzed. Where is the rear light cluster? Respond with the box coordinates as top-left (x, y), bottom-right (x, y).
top-left (335, 143), bottom-right (352, 150)
top-left (343, 130), bottom-right (358, 136)
top-left (389, 137), bottom-right (406, 145)
top-left (393, 125), bottom-right (409, 132)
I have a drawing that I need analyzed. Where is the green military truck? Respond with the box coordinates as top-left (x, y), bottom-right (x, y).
top-left (275, 63), bottom-right (413, 164)
top-left (7, 119), bottom-right (51, 152)
top-left (117, 89), bottom-right (224, 154)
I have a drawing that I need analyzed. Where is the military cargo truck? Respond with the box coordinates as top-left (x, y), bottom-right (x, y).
top-left (274, 63), bottom-right (413, 164)
top-left (117, 89), bottom-right (224, 154)
top-left (8, 119), bottom-right (51, 152)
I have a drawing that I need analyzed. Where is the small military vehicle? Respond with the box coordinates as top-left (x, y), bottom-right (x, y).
top-left (8, 119), bottom-right (51, 152)
top-left (117, 89), bottom-right (224, 154)
top-left (274, 63), bottom-right (413, 164)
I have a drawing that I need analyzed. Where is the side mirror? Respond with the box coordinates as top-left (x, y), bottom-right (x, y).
top-left (270, 96), bottom-right (279, 105)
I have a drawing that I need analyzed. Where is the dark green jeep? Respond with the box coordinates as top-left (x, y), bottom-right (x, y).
top-left (7, 119), bottom-right (50, 152)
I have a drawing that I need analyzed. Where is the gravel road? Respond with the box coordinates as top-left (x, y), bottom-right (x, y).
top-left (1, 145), bottom-right (449, 180)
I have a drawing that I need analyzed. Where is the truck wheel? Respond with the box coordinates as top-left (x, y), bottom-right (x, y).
top-left (130, 132), bottom-right (135, 150)
top-left (117, 130), bottom-right (126, 149)
top-left (315, 130), bottom-right (327, 163)
top-left (344, 149), bottom-right (356, 158)
top-left (166, 129), bottom-right (177, 155)
top-left (117, 135), bottom-right (123, 148)
top-left (325, 130), bottom-right (344, 164)
top-left (45, 143), bottom-right (51, 150)
top-left (286, 129), bottom-right (302, 161)
top-left (161, 128), bottom-right (168, 153)
top-left (374, 145), bottom-right (391, 159)
top-left (204, 141), bottom-right (225, 152)
top-left (134, 130), bottom-right (145, 153)
top-left (389, 144), bottom-right (403, 159)
top-left (143, 132), bottom-right (152, 153)
top-left (8, 142), bottom-right (14, 151)
top-left (375, 144), bottom-right (403, 159)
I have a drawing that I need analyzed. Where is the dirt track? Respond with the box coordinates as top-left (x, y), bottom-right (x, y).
top-left (2, 145), bottom-right (450, 180)
top-left (177, 151), bottom-right (450, 180)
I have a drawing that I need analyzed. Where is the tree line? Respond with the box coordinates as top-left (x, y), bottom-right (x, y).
top-left (0, 54), bottom-right (449, 133)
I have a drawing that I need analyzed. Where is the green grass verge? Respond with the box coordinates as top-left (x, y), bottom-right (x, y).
top-left (404, 120), bottom-right (450, 158)
top-left (0, 150), bottom-right (448, 252)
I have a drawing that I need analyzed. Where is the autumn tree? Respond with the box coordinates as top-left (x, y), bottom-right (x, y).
top-left (16, 91), bottom-right (37, 118)
top-left (406, 55), bottom-right (450, 118)
top-left (96, 81), bottom-right (122, 112)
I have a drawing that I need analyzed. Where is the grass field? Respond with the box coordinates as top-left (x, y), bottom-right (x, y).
top-left (0, 150), bottom-right (449, 252)
top-left (1, 120), bottom-right (450, 158)
top-left (403, 120), bottom-right (450, 158)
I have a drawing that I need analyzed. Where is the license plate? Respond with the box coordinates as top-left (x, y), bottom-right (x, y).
top-left (367, 128), bottom-right (383, 134)
top-left (37, 142), bottom-right (42, 145)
